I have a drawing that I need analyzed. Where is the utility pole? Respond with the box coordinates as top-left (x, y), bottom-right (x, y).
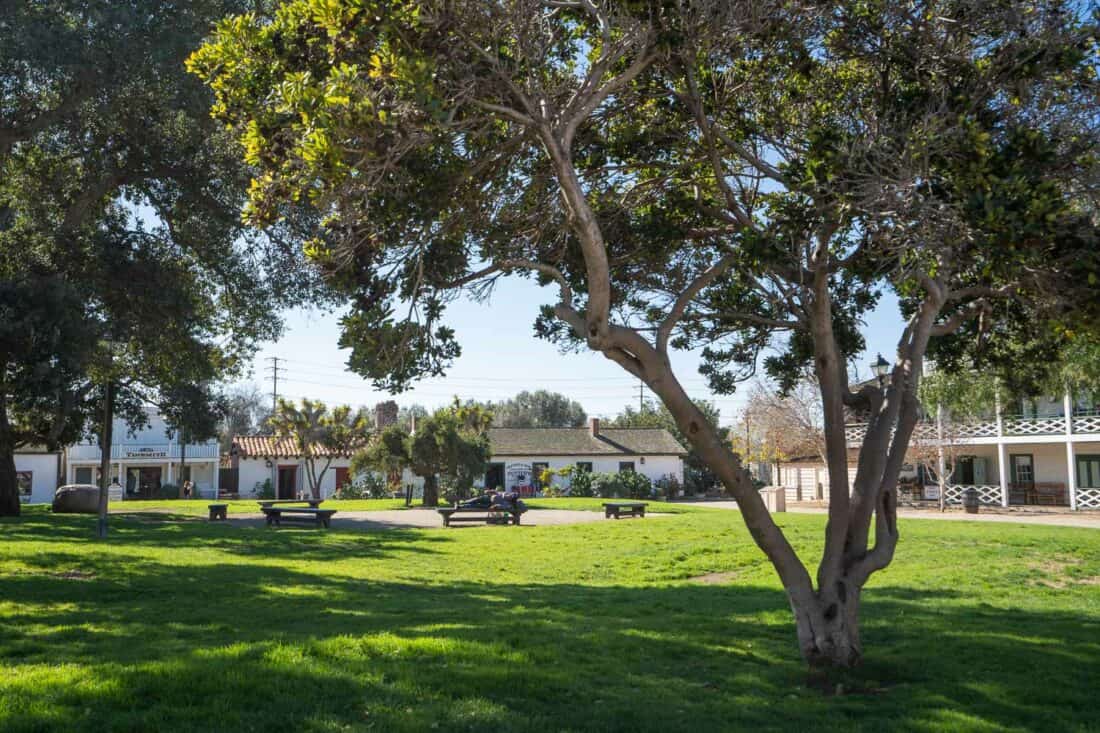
top-left (265, 357), bottom-right (281, 412)
top-left (637, 380), bottom-right (645, 411)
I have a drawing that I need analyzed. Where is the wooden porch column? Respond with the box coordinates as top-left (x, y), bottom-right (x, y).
top-left (997, 442), bottom-right (1010, 508)
top-left (1065, 392), bottom-right (1077, 510)
top-left (996, 393), bottom-right (1009, 507)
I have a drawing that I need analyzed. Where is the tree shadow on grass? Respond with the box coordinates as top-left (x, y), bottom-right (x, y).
top-left (1, 547), bottom-right (1098, 733)
top-left (1, 509), bottom-right (453, 565)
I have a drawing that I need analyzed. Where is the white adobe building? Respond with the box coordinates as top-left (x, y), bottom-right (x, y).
top-left (64, 407), bottom-right (221, 499)
top-left (228, 435), bottom-right (357, 499)
top-left (226, 417), bottom-right (686, 499)
top-left (480, 418), bottom-right (685, 495)
top-left (14, 448), bottom-right (63, 505)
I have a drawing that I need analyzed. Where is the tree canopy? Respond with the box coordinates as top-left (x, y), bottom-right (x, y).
top-left (486, 390), bottom-right (587, 428)
top-left (192, 0), bottom-right (1100, 666)
top-left (0, 0), bottom-right (332, 515)
top-left (269, 398), bottom-right (371, 498)
top-left (354, 400), bottom-right (491, 506)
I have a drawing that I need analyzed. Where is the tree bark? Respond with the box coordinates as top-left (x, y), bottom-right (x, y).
top-left (0, 440), bottom-right (20, 517)
top-left (0, 391), bottom-right (20, 517)
top-left (792, 577), bottom-right (863, 667)
top-left (422, 474), bottom-right (439, 507)
top-left (97, 379), bottom-right (114, 539)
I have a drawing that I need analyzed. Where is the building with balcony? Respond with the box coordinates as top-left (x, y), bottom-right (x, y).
top-left (840, 392), bottom-right (1100, 511)
top-left (65, 408), bottom-right (221, 500)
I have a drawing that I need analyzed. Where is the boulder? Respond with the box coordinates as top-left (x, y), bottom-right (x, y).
top-left (52, 484), bottom-right (102, 514)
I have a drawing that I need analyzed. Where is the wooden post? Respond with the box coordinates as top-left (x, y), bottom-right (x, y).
top-left (1065, 392), bottom-right (1077, 510)
top-left (995, 392), bottom-right (1009, 507)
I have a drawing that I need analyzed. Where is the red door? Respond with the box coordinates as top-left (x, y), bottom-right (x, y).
top-left (334, 467), bottom-right (349, 494)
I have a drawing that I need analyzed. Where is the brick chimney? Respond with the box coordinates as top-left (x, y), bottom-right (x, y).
top-left (589, 417), bottom-right (600, 436)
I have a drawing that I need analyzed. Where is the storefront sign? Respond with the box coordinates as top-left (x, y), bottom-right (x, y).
top-left (506, 463), bottom-right (532, 488)
top-left (124, 447), bottom-right (168, 459)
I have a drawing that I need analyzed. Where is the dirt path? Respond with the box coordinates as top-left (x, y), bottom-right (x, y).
top-left (690, 500), bottom-right (1100, 529)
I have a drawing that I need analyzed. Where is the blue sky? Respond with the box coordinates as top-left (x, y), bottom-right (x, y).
top-left (236, 276), bottom-right (905, 427)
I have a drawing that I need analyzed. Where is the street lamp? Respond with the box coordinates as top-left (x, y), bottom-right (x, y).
top-left (871, 353), bottom-right (891, 386)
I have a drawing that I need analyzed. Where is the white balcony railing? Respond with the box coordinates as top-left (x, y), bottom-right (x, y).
top-left (1001, 416), bottom-right (1064, 436)
top-left (68, 442), bottom-right (220, 461)
top-left (844, 410), bottom-right (1100, 447)
top-left (943, 484), bottom-right (1002, 506)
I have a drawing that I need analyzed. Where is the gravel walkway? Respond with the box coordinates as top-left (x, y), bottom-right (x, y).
top-left (690, 500), bottom-right (1100, 529)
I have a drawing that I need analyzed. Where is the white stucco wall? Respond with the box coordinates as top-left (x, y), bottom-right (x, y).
top-left (16, 452), bottom-right (61, 504)
top-left (480, 454), bottom-right (683, 493)
top-left (236, 457), bottom-right (353, 498)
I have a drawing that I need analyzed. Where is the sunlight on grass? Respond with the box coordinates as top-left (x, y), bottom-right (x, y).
top-left (1, 505), bottom-right (1098, 732)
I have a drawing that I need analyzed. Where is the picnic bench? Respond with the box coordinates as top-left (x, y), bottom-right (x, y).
top-left (437, 505), bottom-right (526, 527)
top-left (261, 506), bottom-right (337, 529)
top-left (208, 503), bottom-right (228, 521)
top-left (603, 501), bottom-right (647, 519)
top-left (257, 498), bottom-right (325, 509)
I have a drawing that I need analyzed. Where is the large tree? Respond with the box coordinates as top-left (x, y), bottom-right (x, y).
top-left (0, 1), bottom-right (329, 516)
top-left (192, 0), bottom-right (1100, 666)
top-left (489, 390), bottom-right (587, 428)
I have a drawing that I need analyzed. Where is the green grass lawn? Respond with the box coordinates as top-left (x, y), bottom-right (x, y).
top-left (1, 504), bottom-right (1098, 732)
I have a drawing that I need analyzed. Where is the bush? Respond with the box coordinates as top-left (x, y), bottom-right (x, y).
top-left (254, 479), bottom-right (275, 499)
top-left (655, 473), bottom-right (681, 499)
top-left (157, 483), bottom-right (180, 499)
top-left (336, 473), bottom-right (387, 499)
top-left (565, 465), bottom-right (594, 497)
top-left (589, 471), bottom-right (655, 499)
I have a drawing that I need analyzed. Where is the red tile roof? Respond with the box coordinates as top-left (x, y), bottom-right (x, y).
top-left (230, 435), bottom-right (360, 459)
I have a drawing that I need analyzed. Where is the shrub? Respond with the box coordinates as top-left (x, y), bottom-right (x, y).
top-left (589, 471), bottom-right (655, 499)
top-left (618, 471), bottom-right (654, 499)
top-left (565, 465), bottom-right (594, 497)
top-left (157, 483), bottom-right (180, 499)
top-left (655, 473), bottom-right (681, 499)
top-left (254, 479), bottom-right (275, 499)
top-left (336, 473), bottom-right (387, 499)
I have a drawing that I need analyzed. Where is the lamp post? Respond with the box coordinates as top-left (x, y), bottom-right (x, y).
top-left (871, 353), bottom-right (890, 387)
top-left (96, 340), bottom-right (122, 539)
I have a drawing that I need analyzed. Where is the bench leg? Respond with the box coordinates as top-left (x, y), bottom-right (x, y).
top-left (605, 508), bottom-right (612, 519)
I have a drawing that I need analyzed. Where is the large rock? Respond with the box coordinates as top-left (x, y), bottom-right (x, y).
top-left (52, 484), bottom-right (102, 514)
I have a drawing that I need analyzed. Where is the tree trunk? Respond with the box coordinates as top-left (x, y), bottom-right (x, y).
top-left (792, 579), bottom-right (863, 668)
top-left (422, 474), bottom-right (439, 507)
top-left (97, 379), bottom-right (113, 539)
top-left (0, 393), bottom-right (21, 517)
top-left (0, 440), bottom-right (20, 517)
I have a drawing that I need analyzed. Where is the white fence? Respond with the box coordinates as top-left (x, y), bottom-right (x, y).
top-left (942, 484), bottom-right (1003, 506)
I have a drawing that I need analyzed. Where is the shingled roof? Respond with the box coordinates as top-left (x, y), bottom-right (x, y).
top-left (230, 435), bottom-right (360, 459)
top-left (488, 427), bottom-right (686, 456)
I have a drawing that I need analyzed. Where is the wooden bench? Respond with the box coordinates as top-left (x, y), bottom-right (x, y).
top-left (208, 503), bottom-right (228, 521)
top-left (437, 505), bottom-right (526, 527)
top-left (603, 501), bottom-right (647, 519)
top-left (261, 506), bottom-right (336, 529)
top-left (257, 498), bottom-right (325, 509)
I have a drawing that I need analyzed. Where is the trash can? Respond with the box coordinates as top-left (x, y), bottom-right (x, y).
top-left (761, 486), bottom-right (787, 513)
top-left (963, 487), bottom-right (980, 514)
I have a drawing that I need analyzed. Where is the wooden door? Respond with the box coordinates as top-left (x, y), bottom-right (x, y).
top-left (334, 467), bottom-right (349, 493)
top-left (277, 466), bottom-right (297, 499)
